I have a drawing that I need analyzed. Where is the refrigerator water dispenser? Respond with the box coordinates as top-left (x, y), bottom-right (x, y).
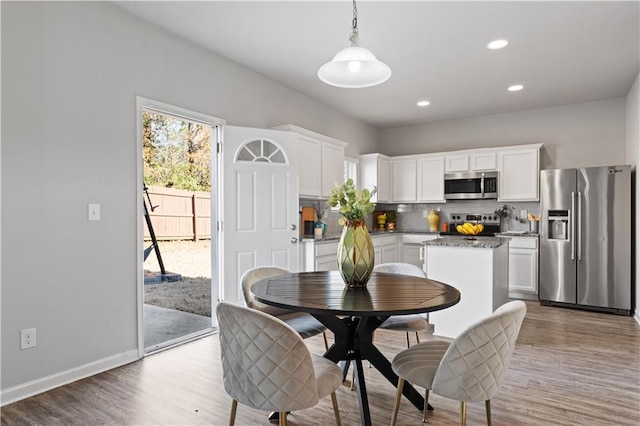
top-left (548, 210), bottom-right (569, 240)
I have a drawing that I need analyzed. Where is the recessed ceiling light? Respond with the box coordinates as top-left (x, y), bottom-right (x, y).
top-left (487, 39), bottom-right (509, 50)
top-left (417, 100), bottom-right (431, 107)
top-left (508, 84), bottom-right (524, 92)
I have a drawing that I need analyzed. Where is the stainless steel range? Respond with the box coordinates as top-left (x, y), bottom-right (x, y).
top-left (444, 213), bottom-right (501, 236)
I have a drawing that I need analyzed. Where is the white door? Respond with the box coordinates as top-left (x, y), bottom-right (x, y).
top-left (221, 126), bottom-right (299, 304)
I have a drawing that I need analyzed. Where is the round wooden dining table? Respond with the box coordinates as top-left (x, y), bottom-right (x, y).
top-left (251, 270), bottom-right (461, 426)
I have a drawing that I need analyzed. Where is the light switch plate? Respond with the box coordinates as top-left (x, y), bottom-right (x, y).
top-left (88, 203), bottom-right (101, 221)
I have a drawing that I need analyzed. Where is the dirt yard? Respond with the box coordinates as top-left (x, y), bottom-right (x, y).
top-left (143, 240), bottom-right (212, 317)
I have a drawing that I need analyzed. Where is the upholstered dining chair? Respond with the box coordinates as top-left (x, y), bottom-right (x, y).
top-left (373, 263), bottom-right (432, 346)
top-left (389, 300), bottom-right (527, 426)
top-left (241, 266), bottom-right (329, 350)
top-left (216, 302), bottom-right (343, 426)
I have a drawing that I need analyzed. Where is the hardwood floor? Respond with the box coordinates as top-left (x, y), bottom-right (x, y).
top-left (2, 301), bottom-right (639, 425)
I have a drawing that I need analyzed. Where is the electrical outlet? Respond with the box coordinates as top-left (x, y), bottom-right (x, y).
top-left (423, 210), bottom-right (428, 218)
top-left (520, 209), bottom-right (528, 219)
top-left (21, 328), bottom-right (36, 350)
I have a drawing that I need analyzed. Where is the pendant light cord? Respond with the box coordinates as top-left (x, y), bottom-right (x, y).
top-left (349, 0), bottom-right (360, 46)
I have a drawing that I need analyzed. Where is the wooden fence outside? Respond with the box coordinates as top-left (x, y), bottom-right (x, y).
top-left (144, 186), bottom-right (212, 241)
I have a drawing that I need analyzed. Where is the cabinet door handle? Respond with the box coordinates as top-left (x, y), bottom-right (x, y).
top-left (419, 245), bottom-right (424, 261)
top-left (291, 237), bottom-right (298, 244)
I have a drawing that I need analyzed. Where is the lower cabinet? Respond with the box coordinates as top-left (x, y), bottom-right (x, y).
top-left (400, 234), bottom-right (438, 270)
top-left (508, 236), bottom-right (539, 299)
top-left (302, 240), bottom-right (339, 272)
top-left (372, 234), bottom-right (398, 265)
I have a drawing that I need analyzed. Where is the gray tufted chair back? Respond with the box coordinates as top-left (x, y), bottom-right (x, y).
top-left (216, 302), bottom-right (320, 412)
top-left (241, 266), bottom-right (292, 316)
top-left (432, 300), bottom-right (527, 402)
top-left (373, 262), bottom-right (426, 278)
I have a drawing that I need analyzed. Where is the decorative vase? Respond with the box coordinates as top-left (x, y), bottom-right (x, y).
top-left (315, 220), bottom-right (327, 236)
top-left (337, 219), bottom-right (374, 288)
top-left (427, 209), bottom-right (440, 232)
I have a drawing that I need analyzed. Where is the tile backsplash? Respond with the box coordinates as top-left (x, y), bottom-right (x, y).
top-left (377, 200), bottom-right (541, 233)
top-left (300, 198), bottom-right (540, 234)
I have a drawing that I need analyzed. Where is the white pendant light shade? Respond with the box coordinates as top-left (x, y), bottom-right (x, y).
top-left (318, 46), bottom-right (392, 88)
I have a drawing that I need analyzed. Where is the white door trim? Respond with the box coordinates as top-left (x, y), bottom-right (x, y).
top-left (135, 96), bottom-right (225, 359)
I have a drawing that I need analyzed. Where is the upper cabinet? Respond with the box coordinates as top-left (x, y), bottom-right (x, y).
top-left (272, 125), bottom-right (347, 199)
top-left (321, 141), bottom-right (345, 197)
top-left (497, 145), bottom-right (542, 201)
top-left (417, 155), bottom-right (445, 203)
top-left (362, 143), bottom-right (541, 204)
top-left (444, 154), bottom-right (470, 173)
top-left (391, 157), bottom-right (417, 202)
top-left (360, 153), bottom-right (391, 202)
top-left (445, 151), bottom-right (496, 173)
top-left (470, 152), bottom-right (497, 171)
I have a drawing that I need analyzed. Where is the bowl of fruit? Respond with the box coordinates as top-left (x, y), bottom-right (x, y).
top-left (456, 222), bottom-right (484, 239)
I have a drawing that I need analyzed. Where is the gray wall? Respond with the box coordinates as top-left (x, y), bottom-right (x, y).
top-left (378, 98), bottom-right (627, 170)
top-left (625, 72), bottom-right (639, 321)
top-left (0, 1), bottom-right (377, 395)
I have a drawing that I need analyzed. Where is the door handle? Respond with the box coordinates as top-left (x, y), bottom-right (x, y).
top-left (290, 224), bottom-right (297, 231)
top-left (577, 191), bottom-right (582, 261)
top-left (571, 192), bottom-right (575, 261)
top-left (291, 237), bottom-right (298, 244)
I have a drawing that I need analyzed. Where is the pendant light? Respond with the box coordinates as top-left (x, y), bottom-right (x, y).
top-left (318, 0), bottom-right (391, 88)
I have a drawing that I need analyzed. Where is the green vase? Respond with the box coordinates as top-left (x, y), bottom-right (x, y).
top-left (337, 219), bottom-right (374, 288)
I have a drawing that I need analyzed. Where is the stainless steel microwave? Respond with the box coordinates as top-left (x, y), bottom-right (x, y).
top-left (444, 171), bottom-right (498, 200)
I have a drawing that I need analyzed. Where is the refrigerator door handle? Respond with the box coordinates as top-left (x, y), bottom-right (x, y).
top-left (571, 192), bottom-right (576, 261)
top-left (577, 191), bottom-right (582, 261)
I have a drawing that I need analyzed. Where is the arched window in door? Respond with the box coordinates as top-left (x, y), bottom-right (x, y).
top-left (235, 138), bottom-right (287, 164)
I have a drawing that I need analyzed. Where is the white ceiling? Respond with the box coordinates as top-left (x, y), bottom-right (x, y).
top-left (115, 1), bottom-right (639, 129)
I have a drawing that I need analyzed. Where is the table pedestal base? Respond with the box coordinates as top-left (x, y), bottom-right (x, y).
top-left (316, 314), bottom-right (431, 426)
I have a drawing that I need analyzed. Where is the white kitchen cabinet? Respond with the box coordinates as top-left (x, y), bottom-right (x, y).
top-left (417, 155), bottom-right (445, 202)
top-left (445, 154), bottom-right (470, 173)
top-left (372, 234), bottom-right (398, 265)
top-left (360, 153), bottom-right (392, 202)
top-left (321, 141), bottom-right (344, 197)
top-left (302, 240), bottom-right (339, 272)
top-left (400, 234), bottom-right (438, 270)
top-left (508, 236), bottom-right (539, 299)
top-left (445, 151), bottom-right (497, 173)
top-left (470, 152), bottom-right (497, 171)
top-left (272, 124), bottom-right (347, 199)
top-left (392, 157), bottom-right (417, 202)
top-left (497, 145), bottom-right (542, 201)
top-left (297, 135), bottom-right (322, 197)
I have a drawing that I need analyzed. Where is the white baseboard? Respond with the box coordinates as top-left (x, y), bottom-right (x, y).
top-left (634, 311), bottom-right (640, 326)
top-left (1, 349), bottom-right (139, 407)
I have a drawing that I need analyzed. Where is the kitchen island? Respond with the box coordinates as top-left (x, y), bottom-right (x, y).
top-left (423, 236), bottom-right (510, 338)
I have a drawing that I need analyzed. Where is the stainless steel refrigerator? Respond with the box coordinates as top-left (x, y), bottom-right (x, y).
top-left (539, 166), bottom-right (631, 315)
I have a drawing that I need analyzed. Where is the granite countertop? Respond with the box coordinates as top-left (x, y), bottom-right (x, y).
top-left (496, 231), bottom-right (539, 238)
top-left (423, 236), bottom-right (510, 249)
top-left (301, 229), bottom-right (441, 242)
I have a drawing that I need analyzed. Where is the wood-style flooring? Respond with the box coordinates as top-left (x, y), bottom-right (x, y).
top-left (2, 301), bottom-right (639, 425)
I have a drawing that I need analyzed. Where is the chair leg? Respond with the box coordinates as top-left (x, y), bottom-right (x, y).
top-left (331, 392), bottom-right (342, 426)
top-left (406, 331), bottom-right (411, 348)
top-left (350, 368), bottom-right (355, 390)
top-left (279, 411), bottom-right (287, 426)
top-left (415, 332), bottom-right (420, 344)
top-left (389, 378), bottom-right (405, 426)
top-left (460, 401), bottom-right (467, 426)
top-left (485, 400), bottom-right (492, 426)
top-left (422, 390), bottom-right (429, 423)
top-left (323, 331), bottom-right (329, 351)
top-left (229, 400), bottom-right (238, 426)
